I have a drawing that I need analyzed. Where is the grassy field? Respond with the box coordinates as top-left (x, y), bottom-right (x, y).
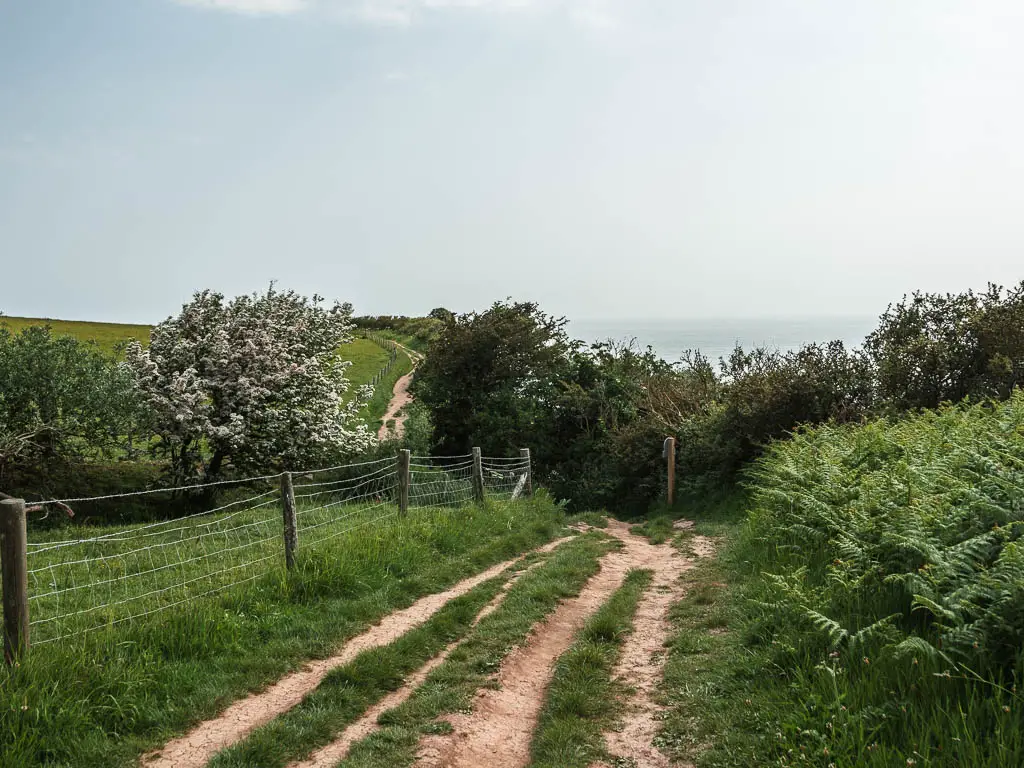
top-left (2, 490), bottom-right (567, 767)
top-left (2, 316), bottom-right (397, 394)
top-left (0, 315), bottom-right (151, 355)
top-left (343, 337), bottom-right (393, 390)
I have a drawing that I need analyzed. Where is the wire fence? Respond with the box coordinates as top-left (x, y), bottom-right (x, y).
top-left (362, 332), bottom-right (401, 388)
top-left (6, 449), bottom-right (531, 648)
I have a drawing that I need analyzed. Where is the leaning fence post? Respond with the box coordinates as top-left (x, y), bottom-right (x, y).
top-left (520, 448), bottom-right (533, 498)
top-left (280, 473), bottom-right (298, 570)
top-left (664, 437), bottom-right (677, 508)
top-left (398, 449), bottom-right (411, 517)
top-left (472, 447), bottom-right (485, 503)
top-left (1, 498), bottom-right (29, 664)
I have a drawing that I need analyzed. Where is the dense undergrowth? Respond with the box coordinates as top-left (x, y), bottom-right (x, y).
top-left (662, 394), bottom-right (1024, 767)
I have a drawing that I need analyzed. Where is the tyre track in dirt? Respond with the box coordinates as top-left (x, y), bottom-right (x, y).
top-left (593, 521), bottom-right (716, 768)
top-left (287, 560), bottom-right (545, 768)
top-left (142, 536), bottom-right (574, 768)
top-left (413, 519), bottom-right (703, 768)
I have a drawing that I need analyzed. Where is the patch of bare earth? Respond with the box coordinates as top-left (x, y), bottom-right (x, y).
top-left (142, 537), bottom-right (573, 768)
top-left (596, 527), bottom-right (717, 768)
top-left (413, 519), bottom-right (703, 768)
top-left (378, 368), bottom-right (416, 440)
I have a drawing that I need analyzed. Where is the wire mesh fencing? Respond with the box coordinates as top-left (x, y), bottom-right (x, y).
top-left (3, 448), bottom-right (531, 650)
top-left (481, 456), bottom-right (532, 501)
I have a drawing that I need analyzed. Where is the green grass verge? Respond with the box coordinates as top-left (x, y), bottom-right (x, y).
top-left (0, 498), bottom-right (566, 768)
top-left (336, 531), bottom-right (616, 768)
top-left (0, 316), bottom-right (151, 355)
top-left (530, 568), bottom-right (653, 768)
top-left (656, 499), bottom-right (777, 767)
top-left (209, 574), bottom-right (510, 768)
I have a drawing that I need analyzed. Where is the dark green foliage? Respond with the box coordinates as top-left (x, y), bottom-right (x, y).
top-left (866, 281), bottom-right (1024, 410)
top-left (352, 315), bottom-right (443, 352)
top-left (673, 340), bottom-right (877, 485)
top-left (0, 324), bottom-right (148, 475)
top-left (721, 393), bottom-right (1024, 765)
top-left (414, 300), bottom-right (575, 460)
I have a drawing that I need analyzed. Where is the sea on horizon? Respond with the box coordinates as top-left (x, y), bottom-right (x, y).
top-left (568, 316), bottom-right (878, 366)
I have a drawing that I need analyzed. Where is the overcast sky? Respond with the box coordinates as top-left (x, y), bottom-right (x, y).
top-left (1, 1), bottom-right (1022, 324)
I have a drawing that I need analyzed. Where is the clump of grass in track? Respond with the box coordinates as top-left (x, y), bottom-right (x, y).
top-left (0, 498), bottom-right (565, 768)
top-left (339, 532), bottom-right (616, 768)
top-left (530, 568), bottom-right (653, 768)
top-left (209, 575), bottom-right (509, 768)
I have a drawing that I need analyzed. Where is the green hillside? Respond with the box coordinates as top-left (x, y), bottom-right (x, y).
top-left (0, 316), bottom-right (151, 355)
top-left (0, 316), bottom-right (391, 389)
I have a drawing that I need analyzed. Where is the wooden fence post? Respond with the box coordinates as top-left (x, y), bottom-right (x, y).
top-left (520, 448), bottom-right (533, 498)
top-left (472, 447), bottom-right (485, 503)
top-left (280, 473), bottom-right (298, 570)
top-left (664, 437), bottom-right (676, 508)
top-left (398, 449), bottom-right (411, 517)
top-left (1, 498), bottom-right (29, 664)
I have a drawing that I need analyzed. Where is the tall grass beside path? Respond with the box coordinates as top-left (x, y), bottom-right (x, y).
top-left (0, 496), bottom-right (565, 768)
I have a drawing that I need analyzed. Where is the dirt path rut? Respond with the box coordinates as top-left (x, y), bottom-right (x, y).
top-left (143, 537), bottom-right (572, 768)
top-left (595, 522), bottom-right (716, 768)
top-left (413, 520), bottom-right (705, 768)
top-left (288, 561), bottom-right (543, 768)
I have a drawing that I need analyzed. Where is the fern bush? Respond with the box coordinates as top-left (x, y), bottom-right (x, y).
top-left (741, 391), bottom-right (1024, 765)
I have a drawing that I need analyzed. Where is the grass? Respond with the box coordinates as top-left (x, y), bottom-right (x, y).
top-left (529, 568), bottom-right (653, 768)
top-left (334, 531), bottom-right (616, 768)
top-left (0, 316), bottom-right (151, 355)
top-left (0, 495), bottom-right (567, 767)
top-left (343, 337), bottom-right (393, 390)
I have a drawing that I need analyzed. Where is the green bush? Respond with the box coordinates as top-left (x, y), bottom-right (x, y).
top-left (866, 281), bottom-right (1024, 410)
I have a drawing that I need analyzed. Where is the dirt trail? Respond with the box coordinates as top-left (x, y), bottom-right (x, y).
top-left (143, 537), bottom-right (573, 768)
top-left (594, 521), bottom-right (716, 768)
top-left (289, 561), bottom-right (543, 768)
top-left (414, 519), bottom-right (703, 768)
top-left (378, 367), bottom-right (416, 441)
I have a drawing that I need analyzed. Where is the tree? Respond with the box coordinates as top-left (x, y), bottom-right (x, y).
top-left (865, 283), bottom-right (1024, 410)
top-left (0, 324), bottom-right (144, 475)
top-left (414, 301), bottom-right (573, 459)
top-left (126, 287), bottom-right (372, 484)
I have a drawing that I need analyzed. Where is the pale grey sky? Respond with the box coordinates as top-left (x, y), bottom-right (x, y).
top-left (1, 0), bottom-right (1022, 323)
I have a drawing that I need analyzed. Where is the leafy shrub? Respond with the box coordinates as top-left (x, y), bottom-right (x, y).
top-left (866, 281), bottom-right (1024, 410)
top-left (0, 324), bottom-right (146, 475)
top-left (127, 286), bottom-right (373, 484)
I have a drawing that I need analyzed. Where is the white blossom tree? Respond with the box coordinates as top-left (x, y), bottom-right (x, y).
top-left (126, 286), bottom-right (373, 483)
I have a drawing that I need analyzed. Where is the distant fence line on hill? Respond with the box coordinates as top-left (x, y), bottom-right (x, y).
top-left (362, 331), bottom-right (401, 388)
top-left (0, 448), bottom-right (532, 662)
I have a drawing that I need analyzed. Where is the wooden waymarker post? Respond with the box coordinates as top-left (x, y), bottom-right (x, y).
top-left (398, 449), bottom-right (411, 517)
top-left (472, 447), bottom-right (485, 503)
top-left (1, 498), bottom-right (29, 664)
top-left (520, 448), bottom-right (533, 498)
top-left (280, 472), bottom-right (298, 570)
top-left (664, 437), bottom-right (677, 508)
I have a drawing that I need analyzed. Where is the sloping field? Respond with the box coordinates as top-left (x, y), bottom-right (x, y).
top-left (1, 316), bottom-right (390, 389)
